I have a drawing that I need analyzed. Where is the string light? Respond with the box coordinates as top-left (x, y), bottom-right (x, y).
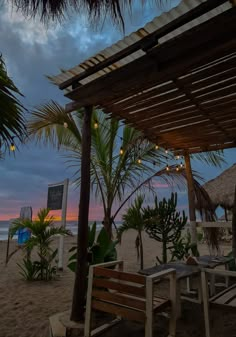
top-left (165, 148), bottom-right (168, 154)
top-left (119, 147), bottom-right (124, 155)
top-left (175, 154), bottom-right (180, 160)
top-left (180, 162), bottom-right (183, 168)
top-left (176, 165), bottom-right (180, 172)
top-left (166, 164), bottom-right (170, 171)
top-left (155, 144), bottom-right (159, 150)
top-left (10, 142), bottom-right (15, 152)
top-left (94, 120), bottom-right (99, 129)
top-left (137, 157), bottom-right (142, 164)
top-left (63, 122), bottom-right (68, 128)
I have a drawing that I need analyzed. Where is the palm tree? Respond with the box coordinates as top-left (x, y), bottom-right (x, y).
top-left (0, 54), bottom-right (27, 153)
top-left (28, 101), bottom-right (225, 320)
top-left (28, 102), bottom-right (169, 237)
top-left (10, 208), bottom-right (72, 280)
top-left (118, 195), bottom-right (146, 269)
top-left (9, 0), bottom-right (159, 27)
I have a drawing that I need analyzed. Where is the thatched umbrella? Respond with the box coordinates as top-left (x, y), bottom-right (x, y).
top-left (203, 163), bottom-right (236, 211)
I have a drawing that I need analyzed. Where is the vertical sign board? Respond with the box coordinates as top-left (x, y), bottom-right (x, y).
top-left (18, 206), bottom-right (32, 245)
top-left (47, 179), bottom-right (69, 270)
top-left (47, 185), bottom-right (64, 210)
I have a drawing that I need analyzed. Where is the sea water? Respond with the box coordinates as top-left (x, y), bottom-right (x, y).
top-left (0, 220), bottom-right (121, 241)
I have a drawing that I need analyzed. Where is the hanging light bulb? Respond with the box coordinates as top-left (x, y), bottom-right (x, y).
top-left (119, 147), bottom-right (124, 155)
top-left (10, 142), bottom-right (15, 151)
top-left (94, 120), bottom-right (98, 129)
top-left (165, 148), bottom-right (168, 154)
top-left (176, 165), bottom-right (180, 172)
top-left (180, 162), bottom-right (183, 168)
top-left (137, 157), bottom-right (142, 164)
top-left (166, 164), bottom-right (170, 171)
top-left (63, 122), bottom-right (68, 128)
top-left (175, 154), bottom-right (180, 160)
top-left (155, 144), bottom-right (159, 150)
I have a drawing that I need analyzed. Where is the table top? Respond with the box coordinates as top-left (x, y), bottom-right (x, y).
top-left (196, 255), bottom-right (233, 268)
top-left (139, 255), bottom-right (233, 280)
top-left (139, 262), bottom-right (200, 280)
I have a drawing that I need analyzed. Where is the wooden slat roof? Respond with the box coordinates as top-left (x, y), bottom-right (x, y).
top-left (49, 0), bottom-right (236, 154)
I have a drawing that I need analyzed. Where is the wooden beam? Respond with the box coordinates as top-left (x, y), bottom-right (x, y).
top-left (197, 221), bottom-right (232, 228)
top-left (59, 0), bottom-right (228, 90)
top-left (232, 186), bottom-right (236, 259)
top-left (184, 152), bottom-right (197, 245)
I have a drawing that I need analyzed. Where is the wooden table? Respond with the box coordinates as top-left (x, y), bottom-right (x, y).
top-left (140, 255), bottom-right (234, 317)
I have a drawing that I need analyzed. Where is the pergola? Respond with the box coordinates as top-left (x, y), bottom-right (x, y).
top-left (49, 0), bottom-right (236, 318)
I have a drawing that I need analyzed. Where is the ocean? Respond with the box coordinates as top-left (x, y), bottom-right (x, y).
top-left (0, 220), bottom-right (121, 241)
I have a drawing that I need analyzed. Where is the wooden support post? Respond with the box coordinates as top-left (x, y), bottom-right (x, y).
top-left (70, 105), bottom-right (93, 322)
top-left (232, 186), bottom-right (236, 260)
top-left (184, 152), bottom-right (197, 245)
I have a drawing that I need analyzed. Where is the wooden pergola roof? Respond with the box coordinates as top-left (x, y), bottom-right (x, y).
top-left (49, 0), bottom-right (236, 154)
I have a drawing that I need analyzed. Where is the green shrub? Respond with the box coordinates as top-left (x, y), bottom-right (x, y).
top-left (68, 222), bottom-right (118, 272)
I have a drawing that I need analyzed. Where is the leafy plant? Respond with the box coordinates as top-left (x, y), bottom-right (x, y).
top-left (144, 193), bottom-right (188, 264)
top-left (10, 208), bottom-right (72, 281)
top-left (68, 222), bottom-right (118, 272)
top-left (226, 251), bottom-right (236, 271)
top-left (169, 232), bottom-right (199, 261)
top-left (118, 195), bottom-right (146, 269)
top-left (17, 258), bottom-right (41, 281)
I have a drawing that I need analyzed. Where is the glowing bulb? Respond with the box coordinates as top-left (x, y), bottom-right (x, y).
top-left (155, 144), bottom-right (159, 150)
top-left (166, 164), bottom-right (170, 171)
top-left (165, 149), bottom-right (168, 154)
top-left (180, 162), bottom-right (183, 168)
top-left (175, 155), bottom-right (180, 160)
top-left (94, 120), bottom-right (98, 129)
top-left (176, 165), bottom-right (179, 172)
top-left (119, 147), bottom-right (124, 155)
top-left (63, 122), bottom-right (68, 128)
top-left (137, 157), bottom-right (142, 164)
top-left (10, 142), bottom-right (15, 151)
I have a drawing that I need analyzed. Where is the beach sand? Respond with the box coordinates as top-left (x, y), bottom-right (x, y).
top-left (0, 230), bottom-right (235, 337)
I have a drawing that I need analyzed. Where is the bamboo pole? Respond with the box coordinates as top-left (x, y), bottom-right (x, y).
top-left (70, 105), bottom-right (92, 321)
top-left (184, 152), bottom-right (197, 245)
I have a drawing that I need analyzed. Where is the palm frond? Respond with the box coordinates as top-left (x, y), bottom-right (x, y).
top-left (0, 54), bottom-right (27, 150)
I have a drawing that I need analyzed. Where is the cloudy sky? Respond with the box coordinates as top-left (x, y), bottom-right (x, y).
top-left (1, 1), bottom-right (235, 221)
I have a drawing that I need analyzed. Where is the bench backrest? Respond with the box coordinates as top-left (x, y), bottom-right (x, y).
top-left (90, 266), bottom-right (147, 322)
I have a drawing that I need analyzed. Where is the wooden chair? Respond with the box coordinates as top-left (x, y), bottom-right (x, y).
top-left (84, 260), bottom-right (177, 337)
top-left (201, 268), bottom-right (236, 337)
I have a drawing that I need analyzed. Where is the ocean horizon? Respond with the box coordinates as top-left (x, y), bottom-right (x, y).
top-left (0, 220), bottom-right (122, 241)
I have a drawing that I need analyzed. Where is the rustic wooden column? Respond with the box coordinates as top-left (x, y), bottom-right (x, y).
top-left (184, 152), bottom-right (197, 245)
top-left (71, 105), bottom-right (92, 322)
top-left (232, 186), bottom-right (236, 260)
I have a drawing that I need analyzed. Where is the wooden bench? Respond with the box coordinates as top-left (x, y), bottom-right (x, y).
top-left (201, 268), bottom-right (236, 337)
top-left (85, 260), bottom-right (177, 337)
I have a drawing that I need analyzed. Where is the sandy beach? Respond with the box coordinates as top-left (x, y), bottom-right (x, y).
top-left (0, 230), bottom-right (234, 337)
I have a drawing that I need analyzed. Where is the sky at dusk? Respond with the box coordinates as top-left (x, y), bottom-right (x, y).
top-left (1, 1), bottom-right (235, 222)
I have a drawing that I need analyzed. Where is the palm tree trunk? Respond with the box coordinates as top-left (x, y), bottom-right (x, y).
top-left (103, 209), bottom-right (112, 239)
top-left (70, 106), bottom-right (92, 322)
top-left (139, 231), bottom-right (144, 270)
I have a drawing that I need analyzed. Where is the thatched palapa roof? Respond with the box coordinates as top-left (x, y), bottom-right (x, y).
top-left (203, 164), bottom-right (236, 210)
